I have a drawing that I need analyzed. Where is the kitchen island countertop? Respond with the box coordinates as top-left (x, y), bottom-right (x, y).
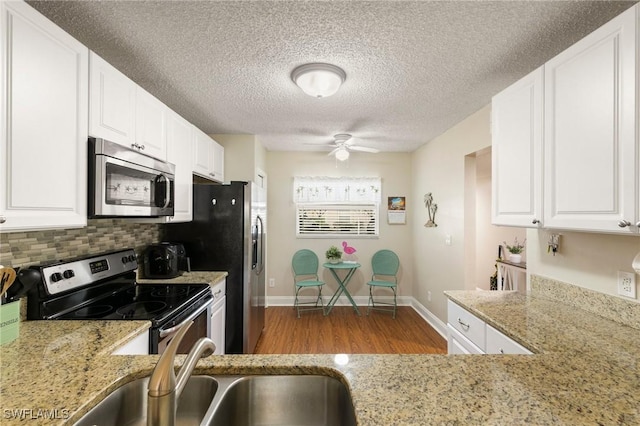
top-left (1, 289), bottom-right (639, 425)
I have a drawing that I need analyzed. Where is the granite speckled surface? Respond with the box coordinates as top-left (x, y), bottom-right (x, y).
top-left (136, 271), bottom-right (227, 286)
top-left (2, 282), bottom-right (640, 425)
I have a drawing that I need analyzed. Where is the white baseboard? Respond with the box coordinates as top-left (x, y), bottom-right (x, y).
top-left (265, 295), bottom-right (447, 339)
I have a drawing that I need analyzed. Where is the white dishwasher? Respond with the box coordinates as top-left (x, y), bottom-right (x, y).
top-left (209, 279), bottom-right (226, 355)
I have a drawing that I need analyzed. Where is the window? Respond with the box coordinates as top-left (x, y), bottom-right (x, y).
top-left (297, 204), bottom-right (378, 237)
top-left (294, 177), bottom-right (381, 238)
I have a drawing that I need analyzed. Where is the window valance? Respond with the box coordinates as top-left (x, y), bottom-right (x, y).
top-left (293, 176), bottom-right (381, 204)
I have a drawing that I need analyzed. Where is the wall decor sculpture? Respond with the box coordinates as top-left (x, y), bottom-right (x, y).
top-left (424, 193), bottom-right (438, 227)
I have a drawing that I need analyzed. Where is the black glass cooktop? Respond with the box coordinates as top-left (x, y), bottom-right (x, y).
top-left (56, 283), bottom-right (210, 324)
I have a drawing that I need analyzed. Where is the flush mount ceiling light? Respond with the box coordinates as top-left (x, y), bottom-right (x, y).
top-left (334, 146), bottom-right (350, 161)
top-left (291, 63), bottom-right (346, 98)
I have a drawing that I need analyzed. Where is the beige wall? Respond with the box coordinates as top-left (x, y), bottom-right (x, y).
top-left (265, 151), bottom-right (413, 300)
top-left (411, 106), bottom-right (493, 322)
top-left (527, 230), bottom-right (640, 298)
top-left (414, 104), bottom-right (639, 325)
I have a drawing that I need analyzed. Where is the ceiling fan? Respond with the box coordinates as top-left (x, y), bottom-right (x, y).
top-left (327, 134), bottom-right (380, 161)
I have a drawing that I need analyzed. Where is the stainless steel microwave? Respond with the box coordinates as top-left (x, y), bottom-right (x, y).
top-left (89, 137), bottom-right (175, 218)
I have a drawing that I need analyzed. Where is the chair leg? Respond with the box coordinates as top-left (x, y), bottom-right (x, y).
top-left (295, 286), bottom-right (302, 318)
top-left (367, 285), bottom-right (373, 316)
top-left (392, 286), bottom-right (397, 319)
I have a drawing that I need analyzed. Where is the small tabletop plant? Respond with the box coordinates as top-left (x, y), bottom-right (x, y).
top-left (504, 237), bottom-right (526, 254)
top-left (325, 245), bottom-right (343, 262)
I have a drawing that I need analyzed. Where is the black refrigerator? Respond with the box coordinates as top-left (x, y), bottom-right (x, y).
top-left (164, 181), bottom-right (266, 354)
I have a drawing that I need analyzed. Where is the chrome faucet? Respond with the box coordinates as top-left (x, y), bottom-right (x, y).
top-left (147, 321), bottom-right (216, 426)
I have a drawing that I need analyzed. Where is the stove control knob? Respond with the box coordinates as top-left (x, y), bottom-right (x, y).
top-left (51, 272), bottom-right (63, 282)
top-left (63, 269), bottom-right (75, 279)
top-left (128, 255), bottom-right (136, 262)
top-left (121, 256), bottom-right (128, 264)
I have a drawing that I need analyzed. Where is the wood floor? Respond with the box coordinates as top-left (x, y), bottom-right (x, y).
top-left (254, 306), bottom-right (447, 354)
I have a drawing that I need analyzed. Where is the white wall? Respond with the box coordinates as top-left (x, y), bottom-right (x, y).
top-left (265, 151), bottom-right (413, 301)
top-left (411, 106), bottom-right (492, 322)
top-left (472, 149), bottom-right (526, 290)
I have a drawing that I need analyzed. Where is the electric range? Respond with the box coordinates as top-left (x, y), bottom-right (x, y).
top-left (26, 248), bottom-right (213, 354)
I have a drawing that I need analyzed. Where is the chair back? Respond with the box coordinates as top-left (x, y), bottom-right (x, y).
top-left (292, 249), bottom-right (320, 278)
top-left (371, 250), bottom-right (400, 277)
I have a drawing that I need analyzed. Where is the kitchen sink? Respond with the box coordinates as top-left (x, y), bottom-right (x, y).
top-left (202, 375), bottom-right (357, 426)
top-left (74, 375), bottom-right (218, 426)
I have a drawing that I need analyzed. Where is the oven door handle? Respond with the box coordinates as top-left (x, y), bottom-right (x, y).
top-left (158, 298), bottom-right (214, 338)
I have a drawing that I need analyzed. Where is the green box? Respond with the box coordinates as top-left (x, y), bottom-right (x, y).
top-left (0, 301), bottom-right (20, 345)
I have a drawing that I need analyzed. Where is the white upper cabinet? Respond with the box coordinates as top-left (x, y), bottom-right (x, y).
top-left (166, 110), bottom-right (193, 222)
top-left (89, 52), bottom-right (136, 146)
top-left (0, 1), bottom-right (88, 232)
top-left (192, 126), bottom-right (224, 183)
top-left (492, 67), bottom-right (544, 228)
top-left (544, 5), bottom-right (638, 234)
top-left (135, 86), bottom-right (167, 161)
top-left (90, 51), bottom-right (167, 161)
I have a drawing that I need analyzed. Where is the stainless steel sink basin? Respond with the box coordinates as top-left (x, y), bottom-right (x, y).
top-left (203, 375), bottom-right (357, 426)
top-left (74, 375), bottom-right (217, 426)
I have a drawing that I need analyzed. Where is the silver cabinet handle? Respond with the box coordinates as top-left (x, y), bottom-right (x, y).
top-left (499, 348), bottom-right (504, 354)
top-left (636, 221), bottom-right (640, 228)
top-left (618, 220), bottom-right (632, 228)
top-left (532, 219), bottom-right (540, 225)
top-left (0, 216), bottom-right (5, 224)
top-left (457, 318), bottom-right (470, 331)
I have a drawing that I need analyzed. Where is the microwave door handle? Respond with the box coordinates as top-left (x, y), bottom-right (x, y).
top-left (158, 173), bottom-right (171, 209)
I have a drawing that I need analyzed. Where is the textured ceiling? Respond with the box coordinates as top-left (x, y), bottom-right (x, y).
top-left (28, 0), bottom-right (637, 153)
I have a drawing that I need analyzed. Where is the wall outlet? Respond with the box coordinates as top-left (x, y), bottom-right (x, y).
top-left (427, 291), bottom-right (431, 302)
top-left (445, 235), bottom-right (452, 246)
top-left (268, 278), bottom-right (275, 288)
top-left (617, 271), bottom-right (636, 298)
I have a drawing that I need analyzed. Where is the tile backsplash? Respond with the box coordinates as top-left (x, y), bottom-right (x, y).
top-left (0, 220), bottom-right (161, 267)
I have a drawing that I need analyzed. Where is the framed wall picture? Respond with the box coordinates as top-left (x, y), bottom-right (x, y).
top-left (387, 196), bottom-right (406, 224)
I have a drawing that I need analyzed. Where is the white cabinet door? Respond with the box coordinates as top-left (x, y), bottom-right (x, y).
top-left (0, 1), bottom-right (88, 232)
top-left (492, 67), bottom-right (543, 228)
top-left (485, 324), bottom-right (532, 355)
top-left (447, 325), bottom-right (483, 355)
top-left (211, 140), bottom-right (225, 182)
top-left (210, 297), bottom-right (226, 355)
top-left (192, 126), bottom-right (223, 182)
top-left (111, 330), bottom-right (150, 355)
top-left (135, 86), bottom-right (167, 161)
top-left (166, 110), bottom-right (193, 223)
top-left (89, 51), bottom-right (135, 146)
top-left (544, 6), bottom-right (638, 234)
top-left (192, 126), bottom-right (212, 178)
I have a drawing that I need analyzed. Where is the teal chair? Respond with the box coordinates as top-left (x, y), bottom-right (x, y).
top-left (292, 249), bottom-right (325, 318)
top-left (367, 250), bottom-right (399, 318)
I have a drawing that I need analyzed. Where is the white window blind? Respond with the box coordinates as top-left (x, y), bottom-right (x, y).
top-left (296, 204), bottom-right (378, 237)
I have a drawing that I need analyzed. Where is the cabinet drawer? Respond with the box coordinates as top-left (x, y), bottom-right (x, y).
top-left (486, 324), bottom-right (532, 355)
top-left (447, 300), bottom-right (486, 350)
top-left (447, 325), bottom-right (483, 354)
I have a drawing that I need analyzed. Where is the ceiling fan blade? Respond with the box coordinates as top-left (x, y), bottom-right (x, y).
top-left (349, 145), bottom-right (379, 153)
top-left (327, 147), bottom-right (341, 156)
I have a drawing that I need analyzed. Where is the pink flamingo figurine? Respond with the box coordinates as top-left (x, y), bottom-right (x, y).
top-left (342, 241), bottom-right (356, 255)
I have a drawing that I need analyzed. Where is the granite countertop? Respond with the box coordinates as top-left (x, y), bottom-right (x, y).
top-left (136, 270), bottom-right (227, 286)
top-left (1, 289), bottom-right (639, 425)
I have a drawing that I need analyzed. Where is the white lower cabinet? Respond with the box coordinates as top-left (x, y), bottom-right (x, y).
top-left (111, 330), bottom-right (150, 355)
top-left (486, 324), bottom-right (532, 355)
top-left (0, 1), bottom-right (88, 232)
top-left (447, 300), bottom-right (532, 355)
top-left (209, 279), bottom-right (226, 355)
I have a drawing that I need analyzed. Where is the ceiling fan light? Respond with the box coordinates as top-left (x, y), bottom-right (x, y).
top-left (335, 147), bottom-right (350, 161)
top-left (291, 63), bottom-right (346, 98)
